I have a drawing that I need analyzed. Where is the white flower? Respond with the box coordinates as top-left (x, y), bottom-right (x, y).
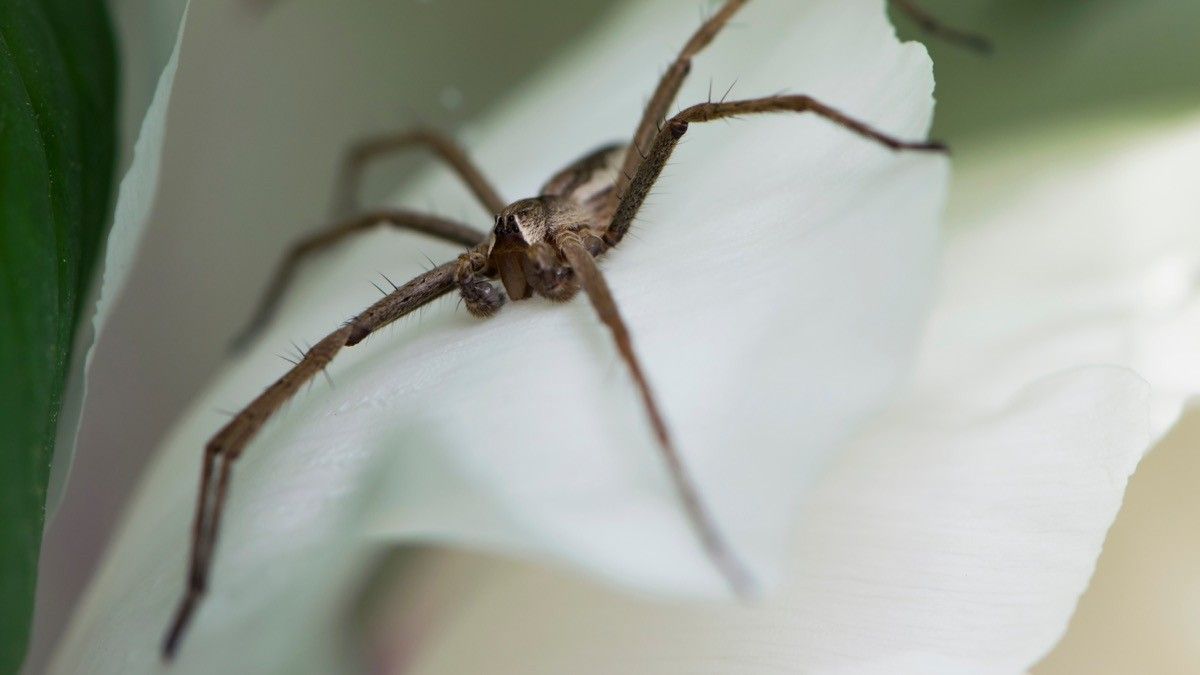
top-left (44, 1), bottom-right (1184, 673)
top-left (376, 112), bottom-right (1200, 674)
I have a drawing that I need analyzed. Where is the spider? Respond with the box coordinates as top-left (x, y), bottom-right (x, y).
top-left (163, 0), bottom-right (973, 659)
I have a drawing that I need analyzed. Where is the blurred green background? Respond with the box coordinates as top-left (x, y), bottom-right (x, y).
top-left (895, 0), bottom-right (1200, 143)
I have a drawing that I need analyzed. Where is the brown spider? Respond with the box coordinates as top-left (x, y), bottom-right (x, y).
top-left (163, 0), bottom-right (971, 660)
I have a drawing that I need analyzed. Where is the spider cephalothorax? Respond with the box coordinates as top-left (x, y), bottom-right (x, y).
top-left (473, 143), bottom-right (629, 311)
top-left (163, 0), bottom-right (979, 659)
top-left (484, 195), bottom-right (593, 305)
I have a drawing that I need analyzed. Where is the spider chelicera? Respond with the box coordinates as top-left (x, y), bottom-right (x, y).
top-left (163, 0), bottom-right (978, 659)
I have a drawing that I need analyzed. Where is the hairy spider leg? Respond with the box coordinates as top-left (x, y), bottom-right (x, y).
top-left (232, 209), bottom-right (486, 348)
top-left (606, 94), bottom-right (946, 247)
top-left (164, 253), bottom-right (484, 659)
top-left (611, 0), bottom-right (751, 214)
top-left (330, 127), bottom-right (506, 220)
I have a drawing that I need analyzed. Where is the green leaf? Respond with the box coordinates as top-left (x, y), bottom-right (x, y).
top-left (0, 0), bottom-right (116, 670)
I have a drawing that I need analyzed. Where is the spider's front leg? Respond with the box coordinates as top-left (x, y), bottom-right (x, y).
top-left (166, 262), bottom-right (462, 659)
top-left (605, 94), bottom-right (947, 247)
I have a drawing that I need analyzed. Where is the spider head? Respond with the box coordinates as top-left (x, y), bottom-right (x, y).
top-left (488, 198), bottom-right (547, 300)
top-left (491, 197), bottom-right (552, 248)
top-left (488, 196), bottom-right (590, 302)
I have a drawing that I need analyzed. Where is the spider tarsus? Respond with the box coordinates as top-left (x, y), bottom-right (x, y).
top-left (162, 593), bottom-right (196, 661)
top-left (714, 545), bottom-right (757, 600)
top-left (880, 137), bottom-right (948, 153)
top-left (909, 139), bottom-right (949, 154)
top-left (958, 33), bottom-right (993, 56)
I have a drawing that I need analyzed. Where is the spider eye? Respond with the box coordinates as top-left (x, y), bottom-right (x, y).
top-left (495, 214), bottom-right (519, 236)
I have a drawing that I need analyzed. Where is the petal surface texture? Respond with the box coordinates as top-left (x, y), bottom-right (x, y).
top-left (392, 368), bottom-right (1149, 675)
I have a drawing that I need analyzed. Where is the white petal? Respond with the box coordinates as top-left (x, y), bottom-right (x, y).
top-left (377, 367), bottom-right (1151, 675)
top-left (245, 0), bottom-right (945, 595)
top-left (919, 115), bottom-right (1200, 437)
top-left (377, 108), bottom-right (1200, 675)
top-left (51, 0), bottom-right (946, 671)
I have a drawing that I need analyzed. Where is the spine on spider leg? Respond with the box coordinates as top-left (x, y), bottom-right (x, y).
top-left (165, 260), bottom-right (464, 659)
top-left (232, 211), bottom-right (486, 351)
top-left (345, 261), bottom-right (460, 345)
top-left (606, 120), bottom-right (689, 248)
top-left (613, 0), bottom-right (752, 208)
top-left (163, 323), bottom-right (352, 659)
top-left (223, 328), bottom-right (354, 461)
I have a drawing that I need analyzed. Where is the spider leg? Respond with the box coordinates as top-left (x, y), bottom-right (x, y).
top-left (232, 209), bottom-right (486, 349)
top-left (889, 0), bottom-right (992, 54)
top-left (611, 0), bottom-right (751, 212)
top-left (164, 254), bottom-right (480, 660)
top-left (330, 128), bottom-right (507, 219)
top-left (556, 230), bottom-right (753, 596)
top-left (605, 94), bottom-right (947, 247)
